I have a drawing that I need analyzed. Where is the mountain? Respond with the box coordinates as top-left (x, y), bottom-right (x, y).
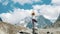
top-left (44, 15), bottom-right (60, 28)
top-left (26, 15), bottom-right (52, 28)
top-left (37, 15), bottom-right (52, 28)
top-left (52, 15), bottom-right (60, 28)
top-left (0, 18), bottom-right (2, 21)
top-left (0, 14), bottom-right (52, 29)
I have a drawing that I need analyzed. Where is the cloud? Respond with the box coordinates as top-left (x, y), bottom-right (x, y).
top-left (2, 0), bottom-right (9, 6)
top-left (0, 0), bottom-right (1, 2)
top-left (0, 8), bottom-right (28, 24)
top-left (12, 0), bottom-right (41, 5)
top-left (0, 8), bottom-right (41, 27)
top-left (0, 8), bottom-right (34, 24)
top-left (0, 0), bottom-right (9, 6)
top-left (51, 0), bottom-right (60, 5)
top-left (0, 4), bottom-right (60, 24)
top-left (0, 13), bottom-right (14, 23)
top-left (33, 5), bottom-right (60, 23)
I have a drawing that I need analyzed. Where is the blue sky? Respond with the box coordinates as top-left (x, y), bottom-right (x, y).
top-left (0, 0), bottom-right (51, 13)
top-left (0, 0), bottom-right (60, 25)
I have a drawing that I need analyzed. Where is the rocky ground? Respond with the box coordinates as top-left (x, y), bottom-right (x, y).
top-left (0, 21), bottom-right (60, 34)
top-left (38, 28), bottom-right (60, 34)
top-left (0, 21), bottom-right (32, 34)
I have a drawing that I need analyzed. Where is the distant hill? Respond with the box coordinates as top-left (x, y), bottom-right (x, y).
top-left (44, 15), bottom-right (60, 29)
top-left (27, 15), bottom-right (52, 28)
top-left (37, 15), bottom-right (52, 28)
top-left (53, 15), bottom-right (60, 28)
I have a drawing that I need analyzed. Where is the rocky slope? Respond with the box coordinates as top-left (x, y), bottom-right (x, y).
top-left (0, 21), bottom-right (32, 34)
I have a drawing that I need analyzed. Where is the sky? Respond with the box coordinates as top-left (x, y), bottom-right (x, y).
top-left (0, 0), bottom-right (60, 25)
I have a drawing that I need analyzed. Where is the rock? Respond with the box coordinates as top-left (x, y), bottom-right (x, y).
top-left (0, 21), bottom-right (32, 34)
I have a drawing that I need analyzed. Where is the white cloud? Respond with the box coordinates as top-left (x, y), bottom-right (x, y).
top-left (0, 13), bottom-right (13, 23)
top-left (12, 0), bottom-right (41, 5)
top-left (0, 0), bottom-right (2, 2)
top-left (2, 0), bottom-right (9, 6)
top-left (1, 5), bottom-right (60, 24)
top-left (33, 5), bottom-right (60, 23)
top-left (32, 0), bottom-right (41, 2)
top-left (0, 8), bottom-right (40, 27)
top-left (0, 8), bottom-right (37, 25)
top-left (0, 0), bottom-right (9, 6)
top-left (0, 9), bottom-right (28, 24)
top-left (51, 0), bottom-right (60, 5)
top-left (0, 4), bottom-right (60, 25)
